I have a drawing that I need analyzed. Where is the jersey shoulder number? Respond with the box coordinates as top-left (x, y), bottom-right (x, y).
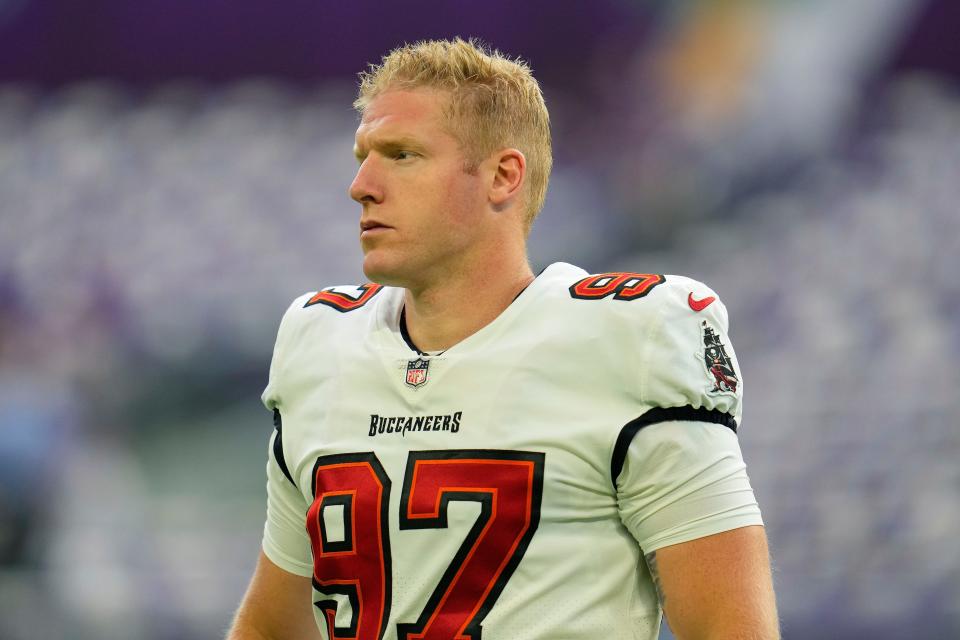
top-left (568, 272), bottom-right (665, 301)
top-left (304, 283), bottom-right (384, 312)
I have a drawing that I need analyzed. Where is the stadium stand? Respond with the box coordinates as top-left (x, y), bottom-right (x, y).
top-left (0, 75), bottom-right (957, 638)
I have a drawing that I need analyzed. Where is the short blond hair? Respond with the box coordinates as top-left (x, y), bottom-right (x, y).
top-left (355, 37), bottom-right (552, 230)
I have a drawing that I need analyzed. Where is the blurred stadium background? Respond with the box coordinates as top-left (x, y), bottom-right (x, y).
top-left (1, 1), bottom-right (958, 638)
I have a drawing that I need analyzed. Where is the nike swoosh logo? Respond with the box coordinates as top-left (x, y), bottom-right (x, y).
top-left (688, 292), bottom-right (716, 312)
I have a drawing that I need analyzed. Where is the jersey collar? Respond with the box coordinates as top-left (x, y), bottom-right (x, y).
top-left (370, 263), bottom-right (578, 357)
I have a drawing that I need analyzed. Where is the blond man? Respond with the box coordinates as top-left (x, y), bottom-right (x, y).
top-left (228, 38), bottom-right (779, 640)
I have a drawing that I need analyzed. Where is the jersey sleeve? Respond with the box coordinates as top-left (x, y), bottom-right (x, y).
top-left (262, 425), bottom-right (313, 576)
top-left (616, 278), bottom-right (761, 551)
top-left (259, 293), bottom-right (316, 577)
top-left (616, 421), bottom-right (762, 552)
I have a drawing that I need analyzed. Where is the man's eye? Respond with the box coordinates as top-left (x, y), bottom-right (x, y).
top-left (394, 150), bottom-right (414, 160)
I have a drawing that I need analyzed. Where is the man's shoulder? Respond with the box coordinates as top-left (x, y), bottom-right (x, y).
top-left (282, 282), bottom-right (395, 319)
top-left (538, 263), bottom-right (724, 324)
top-left (530, 265), bottom-right (741, 416)
top-left (270, 281), bottom-right (400, 346)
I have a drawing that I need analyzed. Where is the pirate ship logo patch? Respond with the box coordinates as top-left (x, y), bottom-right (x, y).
top-left (699, 321), bottom-right (739, 395)
top-left (405, 357), bottom-right (430, 389)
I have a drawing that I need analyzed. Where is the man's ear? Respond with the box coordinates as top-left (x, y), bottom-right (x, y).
top-left (488, 148), bottom-right (526, 210)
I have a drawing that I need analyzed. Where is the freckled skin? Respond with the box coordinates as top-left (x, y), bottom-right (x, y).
top-left (350, 88), bottom-right (489, 293)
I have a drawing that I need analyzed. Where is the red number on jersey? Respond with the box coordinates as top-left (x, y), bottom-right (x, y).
top-left (397, 451), bottom-right (545, 640)
top-left (569, 272), bottom-right (664, 301)
top-left (305, 450), bottom-right (545, 640)
top-left (305, 283), bottom-right (384, 312)
top-left (307, 453), bottom-right (392, 640)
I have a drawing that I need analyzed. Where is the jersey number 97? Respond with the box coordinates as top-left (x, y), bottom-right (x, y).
top-left (306, 449), bottom-right (545, 640)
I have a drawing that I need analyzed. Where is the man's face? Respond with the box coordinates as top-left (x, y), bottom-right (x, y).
top-left (350, 88), bottom-right (488, 289)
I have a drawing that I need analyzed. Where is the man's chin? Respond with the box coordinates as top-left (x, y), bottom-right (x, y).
top-left (362, 254), bottom-right (409, 287)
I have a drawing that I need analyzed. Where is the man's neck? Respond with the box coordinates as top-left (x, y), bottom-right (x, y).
top-left (402, 258), bottom-right (535, 353)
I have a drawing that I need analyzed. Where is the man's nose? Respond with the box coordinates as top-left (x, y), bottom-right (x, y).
top-left (349, 158), bottom-right (383, 204)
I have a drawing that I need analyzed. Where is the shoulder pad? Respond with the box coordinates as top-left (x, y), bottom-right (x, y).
top-left (638, 275), bottom-right (741, 419)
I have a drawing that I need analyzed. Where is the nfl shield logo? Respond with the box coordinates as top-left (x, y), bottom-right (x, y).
top-left (405, 358), bottom-right (430, 389)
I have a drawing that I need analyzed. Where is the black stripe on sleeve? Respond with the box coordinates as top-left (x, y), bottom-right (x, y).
top-left (610, 406), bottom-right (737, 490)
top-left (272, 409), bottom-right (297, 488)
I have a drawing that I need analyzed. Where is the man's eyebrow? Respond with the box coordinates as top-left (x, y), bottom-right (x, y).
top-left (354, 135), bottom-right (425, 160)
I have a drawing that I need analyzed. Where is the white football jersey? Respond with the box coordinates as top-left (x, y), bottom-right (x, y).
top-left (260, 262), bottom-right (762, 640)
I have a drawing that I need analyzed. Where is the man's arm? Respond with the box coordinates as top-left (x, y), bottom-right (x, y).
top-left (226, 551), bottom-right (321, 640)
top-left (645, 525), bottom-right (779, 640)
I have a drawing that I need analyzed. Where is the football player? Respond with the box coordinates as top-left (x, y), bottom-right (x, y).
top-left (227, 38), bottom-right (779, 640)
